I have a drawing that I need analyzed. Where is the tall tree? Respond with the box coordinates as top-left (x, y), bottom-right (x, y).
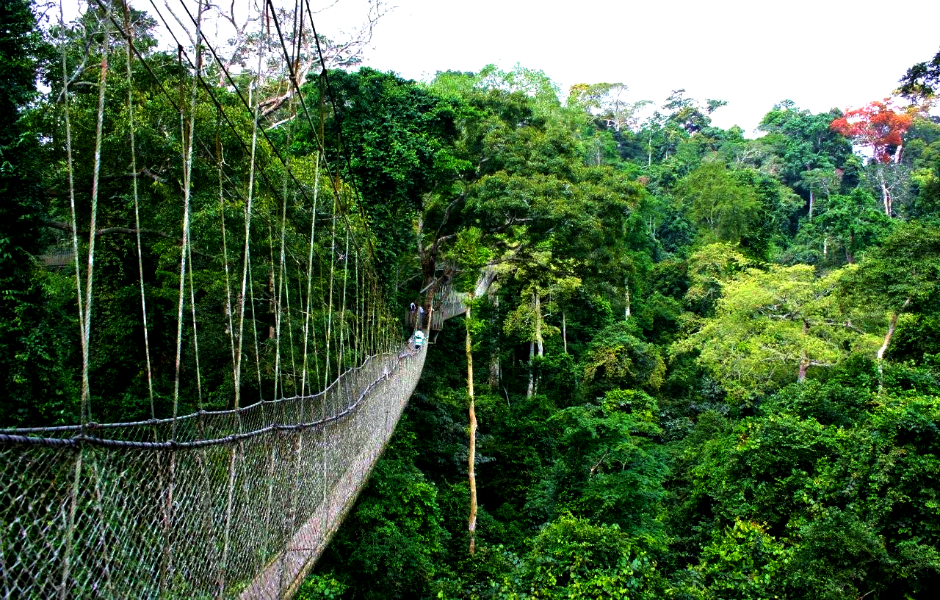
top-left (899, 46), bottom-right (940, 100)
top-left (673, 264), bottom-right (875, 401)
top-left (840, 221), bottom-right (940, 382)
top-left (675, 162), bottom-right (761, 245)
top-left (0, 0), bottom-right (71, 424)
top-left (830, 99), bottom-right (916, 216)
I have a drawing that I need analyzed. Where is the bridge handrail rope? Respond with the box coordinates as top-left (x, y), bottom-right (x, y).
top-left (0, 350), bottom-right (415, 441)
top-left (0, 348), bottom-right (423, 448)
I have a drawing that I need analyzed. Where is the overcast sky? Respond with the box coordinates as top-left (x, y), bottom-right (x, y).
top-left (326, 0), bottom-right (940, 135)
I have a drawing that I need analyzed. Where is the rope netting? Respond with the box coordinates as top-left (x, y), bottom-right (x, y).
top-left (1, 0), bottom-right (429, 597)
top-left (0, 347), bottom-right (425, 598)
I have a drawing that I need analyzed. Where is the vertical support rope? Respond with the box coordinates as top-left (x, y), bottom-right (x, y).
top-left (165, 3), bottom-right (203, 592)
top-left (234, 7), bottom-right (266, 409)
top-left (56, 8), bottom-right (84, 591)
top-left (80, 13), bottom-right (110, 426)
top-left (268, 219), bottom-right (279, 400)
top-left (188, 243), bottom-right (204, 406)
top-left (62, 17), bottom-right (109, 598)
top-left (274, 159), bottom-right (290, 399)
top-left (248, 260), bottom-right (264, 399)
top-left (285, 257), bottom-right (299, 397)
top-left (301, 152), bottom-right (321, 397)
top-left (173, 0), bottom-right (202, 426)
top-left (338, 229), bottom-right (350, 386)
top-left (122, 0), bottom-right (155, 417)
top-left (59, 0), bottom-right (85, 364)
top-left (323, 197), bottom-right (338, 400)
top-left (217, 115), bottom-right (238, 391)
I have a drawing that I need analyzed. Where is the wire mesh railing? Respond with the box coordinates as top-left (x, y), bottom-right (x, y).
top-left (0, 345), bottom-right (425, 598)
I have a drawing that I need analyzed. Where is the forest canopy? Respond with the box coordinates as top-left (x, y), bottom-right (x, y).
top-left (2, 1), bottom-right (940, 597)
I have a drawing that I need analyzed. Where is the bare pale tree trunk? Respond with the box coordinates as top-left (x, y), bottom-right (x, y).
top-left (533, 291), bottom-right (543, 396)
top-left (808, 189), bottom-right (815, 221)
top-left (881, 179), bottom-right (892, 217)
top-left (488, 355), bottom-right (500, 388)
top-left (877, 298), bottom-right (911, 390)
top-left (466, 305), bottom-right (478, 555)
top-left (624, 278), bottom-right (631, 320)
top-left (535, 291), bottom-right (543, 358)
top-left (562, 310), bottom-right (567, 354)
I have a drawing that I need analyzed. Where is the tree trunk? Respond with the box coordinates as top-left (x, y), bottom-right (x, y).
top-left (466, 306), bottom-right (478, 555)
top-left (535, 291), bottom-right (543, 358)
top-left (533, 291), bottom-right (543, 396)
top-left (624, 279), bottom-right (631, 320)
top-left (808, 189), bottom-right (815, 221)
top-left (877, 298), bottom-right (911, 390)
top-left (562, 310), bottom-right (567, 354)
top-left (488, 355), bottom-right (500, 389)
top-left (880, 178), bottom-right (892, 217)
top-left (846, 232), bottom-right (855, 265)
top-left (798, 320), bottom-right (809, 382)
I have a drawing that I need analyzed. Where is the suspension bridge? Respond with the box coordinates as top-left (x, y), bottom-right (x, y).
top-left (0, 0), bottom-right (456, 596)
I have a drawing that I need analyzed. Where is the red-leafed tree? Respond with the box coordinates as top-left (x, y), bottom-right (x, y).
top-left (831, 99), bottom-right (915, 216)
top-left (830, 99), bottom-right (914, 164)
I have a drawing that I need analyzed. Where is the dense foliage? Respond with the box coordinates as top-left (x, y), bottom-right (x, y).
top-left (299, 60), bottom-right (940, 600)
top-left (2, 2), bottom-right (940, 597)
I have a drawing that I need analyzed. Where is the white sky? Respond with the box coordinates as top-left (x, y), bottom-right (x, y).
top-left (337, 0), bottom-right (940, 136)
top-left (56, 0), bottom-right (940, 136)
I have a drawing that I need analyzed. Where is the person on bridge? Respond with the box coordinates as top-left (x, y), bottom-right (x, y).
top-left (413, 329), bottom-right (425, 349)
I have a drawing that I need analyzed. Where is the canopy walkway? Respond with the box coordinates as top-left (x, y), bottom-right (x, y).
top-left (1, 347), bottom-right (425, 598)
top-left (0, 0), bottom-right (462, 596)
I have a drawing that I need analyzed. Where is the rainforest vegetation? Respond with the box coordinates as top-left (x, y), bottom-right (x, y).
top-left (3, 0), bottom-right (940, 597)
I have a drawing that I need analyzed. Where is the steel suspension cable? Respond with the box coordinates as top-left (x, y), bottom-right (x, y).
top-left (261, 0), bottom-right (374, 261)
top-left (303, 0), bottom-right (378, 260)
top-left (173, 0), bottom-right (355, 248)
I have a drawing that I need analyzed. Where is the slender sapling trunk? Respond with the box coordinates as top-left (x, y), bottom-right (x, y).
top-left (466, 306), bottom-right (478, 555)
